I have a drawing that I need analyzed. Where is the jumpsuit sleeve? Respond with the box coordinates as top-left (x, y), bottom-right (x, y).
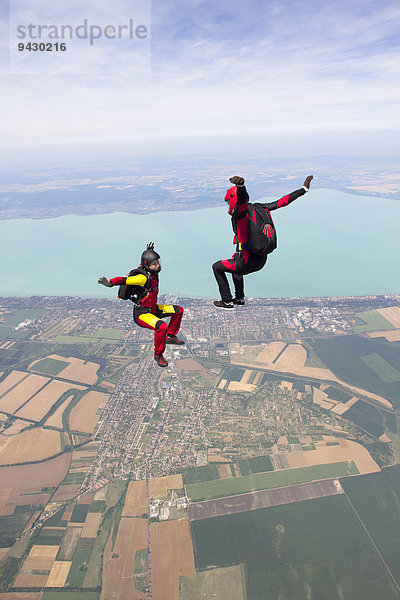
top-left (109, 274), bottom-right (147, 286)
top-left (262, 187), bottom-right (307, 211)
top-left (236, 185), bottom-right (249, 219)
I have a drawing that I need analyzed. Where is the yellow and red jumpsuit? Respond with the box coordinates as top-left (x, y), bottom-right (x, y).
top-left (109, 272), bottom-right (183, 355)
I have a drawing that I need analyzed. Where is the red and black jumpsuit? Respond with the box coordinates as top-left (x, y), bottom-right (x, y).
top-left (212, 184), bottom-right (308, 302)
top-left (109, 272), bottom-right (183, 356)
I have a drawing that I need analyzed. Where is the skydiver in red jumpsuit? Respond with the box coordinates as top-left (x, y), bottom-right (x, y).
top-left (212, 175), bottom-right (313, 308)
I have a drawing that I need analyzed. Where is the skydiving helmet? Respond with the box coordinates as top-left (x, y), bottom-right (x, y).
top-left (225, 186), bottom-right (237, 215)
top-left (141, 242), bottom-right (161, 272)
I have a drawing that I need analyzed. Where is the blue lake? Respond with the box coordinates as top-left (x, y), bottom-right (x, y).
top-left (1, 189), bottom-right (399, 299)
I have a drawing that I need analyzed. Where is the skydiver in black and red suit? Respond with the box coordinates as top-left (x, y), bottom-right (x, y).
top-left (212, 175), bottom-right (313, 308)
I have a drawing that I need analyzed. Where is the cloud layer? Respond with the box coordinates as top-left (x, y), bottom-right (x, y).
top-left (1, 0), bottom-right (399, 147)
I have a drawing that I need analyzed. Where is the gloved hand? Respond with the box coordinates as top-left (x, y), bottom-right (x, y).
top-left (98, 277), bottom-right (113, 287)
top-left (303, 175), bottom-right (313, 189)
top-left (146, 242), bottom-right (155, 250)
top-left (229, 176), bottom-right (245, 186)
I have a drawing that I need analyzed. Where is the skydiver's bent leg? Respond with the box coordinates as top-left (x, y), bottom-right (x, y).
top-left (155, 305), bottom-right (185, 344)
top-left (213, 254), bottom-right (267, 303)
top-left (212, 258), bottom-right (236, 303)
top-left (133, 308), bottom-right (169, 356)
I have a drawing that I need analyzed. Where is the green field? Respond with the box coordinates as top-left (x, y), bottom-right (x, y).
top-left (186, 462), bottom-right (359, 501)
top-left (182, 464), bottom-right (219, 485)
top-left (354, 310), bottom-right (393, 333)
top-left (361, 353), bottom-right (400, 383)
top-left (42, 592), bottom-right (99, 600)
top-left (70, 503), bottom-right (90, 523)
top-left (54, 334), bottom-right (122, 344)
top-left (0, 505), bottom-right (39, 547)
top-left (191, 495), bottom-right (400, 600)
top-left (180, 564), bottom-right (246, 600)
top-left (341, 399), bottom-right (385, 438)
top-left (311, 335), bottom-right (400, 407)
top-left (93, 328), bottom-right (124, 340)
top-left (66, 538), bottom-right (95, 587)
top-left (29, 357), bottom-right (69, 376)
top-left (62, 472), bottom-right (87, 485)
top-left (238, 455), bottom-right (273, 476)
top-left (35, 527), bottom-right (65, 546)
top-left (89, 500), bottom-right (106, 513)
top-left (341, 464), bottom-right (400, 587)
top-left (324, 386), bottom-right (353, 403)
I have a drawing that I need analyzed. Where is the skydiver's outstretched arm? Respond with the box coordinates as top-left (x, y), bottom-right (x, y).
top-left (262, 175), bottom-right (313, 212)
top-left (98, 274), bottom-right (147, 287)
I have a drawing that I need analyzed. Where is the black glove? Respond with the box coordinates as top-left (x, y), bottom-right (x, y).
top-left (229, 176), bottom-right (245, 186)
top-left (98, 277), bottom-right (113, 287)
top-left (303, 175), bottom-right (313, 189)
top-left (146, 242), bottom-right (154, 250)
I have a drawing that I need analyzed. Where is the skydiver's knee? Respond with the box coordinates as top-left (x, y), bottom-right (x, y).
top-left (212, 261), bottom-right (221, 271)
top-left (155, 321), bottom-right (168, 332)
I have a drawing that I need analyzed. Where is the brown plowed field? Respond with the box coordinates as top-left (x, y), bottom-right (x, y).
top-left (102, 517), bottom-right (147, 600)
top-left (285, 438), bottom-right (379, 474)
top-left (122, 481), bottom-right (147, 516)
top-left (57, 526), bottom-right (82, 560)
top-left (0, 371), bottom-right (27, 397)
top-left (13, 573), bottom-right (49, 588)
top-left (16, 380), bottom-right (84, 421)
top-left (0, 428), bottom-right (61, 465)
top-left (378, 306), bottom-right (400, 327)
top-left (189, 479), bottom-right (341, 521)
top-left (45, 394), bottom-right (75, 427)
top-left (176, 358), bottom-right (215, 381)
top-left (0, 593), bottom-right (42, 599)
top-left (82, 513), bottom-right (102, 537)
top-left (69, 390), bottom-right (109, 434)
top-left (0, 374), bottom-right (50, 414)
top-left (29, 354), bottom-right (100, 385)
top-left (216, 464), bottom-right (232, 479)
top-left (368, 329), bottom-right (400, 341)
top-left (149, 474), bottom-right (183, 498)
top-left (53, 484), bottom-right (81, 502)
top-left (46, 560), bottom-right (71, 587)
top-left (150, 519), bottom-right (195, 600)
top-left (0, 453), bottom-right (70, 515)
top-left (232, 342), bottom-right (393, 409)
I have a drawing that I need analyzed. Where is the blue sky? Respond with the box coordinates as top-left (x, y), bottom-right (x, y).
top-left (1, 0), bottom-right (399, 149)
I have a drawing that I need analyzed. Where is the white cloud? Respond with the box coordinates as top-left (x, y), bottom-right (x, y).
top-left (1, 0), bottom-right (400, 147)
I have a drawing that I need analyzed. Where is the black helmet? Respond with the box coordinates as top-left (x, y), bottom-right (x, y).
top-left (141, 242), bottom-right (161, 271)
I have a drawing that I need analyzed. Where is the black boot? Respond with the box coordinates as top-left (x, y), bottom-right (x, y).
top-left (213, 300), bottom-right (233, 309)
top-left (154, 353), bottom-right (168, 367)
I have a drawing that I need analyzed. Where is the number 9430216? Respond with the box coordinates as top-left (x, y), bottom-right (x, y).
top-left (18, 42), bottom-right (66, 51)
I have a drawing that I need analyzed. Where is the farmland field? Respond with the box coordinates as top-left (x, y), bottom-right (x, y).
top-left (186, 461), bottom-right (359, 502)
top-left (15, 381), bottom-right (84, 421)
top-left (101, 517), bottom-right (147, 599)
top-left (180, 564), bottom-right (246, 600)
top-left (353, 310), bottom-right (393, 333)
top-left (191, 495), bottom-right (400, 600)
top-left (182, 464), bottom-right (219, 486)
top-left (189, 479), bottom-right (341, 521)
top-left (311, 335), bottom-right (400, 407)
top-left (238, 455), bottom-right (273, 476)
top-left (341, 400), bottom-right (385, 438)
top-left (341, 464), bottom-right (400, 586)
top-left (29, 358), bottom-right (70, 376)
top-left (0, 374), bottom-right (50, 414)
top-left (150, 519), bottom-right (195, 600)
top-left (0, 428), bottom-right (61, 465)
top-left (68, 390), bottom-right (109, 434)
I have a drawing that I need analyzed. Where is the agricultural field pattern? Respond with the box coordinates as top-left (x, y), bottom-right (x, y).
top-left (0, 293), bottom-right (400, 599)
